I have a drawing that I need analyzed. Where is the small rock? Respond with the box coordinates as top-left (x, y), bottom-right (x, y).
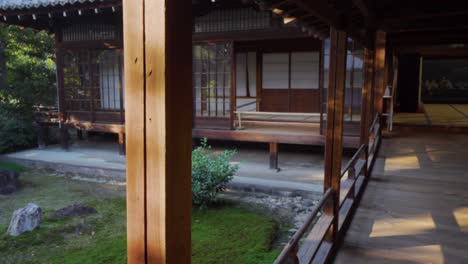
top-left (0, 170), bottom-right (20, 195)
top-left (7, 203), bottom-right (42, 236)
top-left (279, 191), bottom-right (293, 197)
top-left (52, 204), bottom-right (97, 219)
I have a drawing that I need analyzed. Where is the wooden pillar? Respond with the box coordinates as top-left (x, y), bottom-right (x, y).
top-left (55, 26), bottom-right (69, 150)
top-left (77, 129), bottom-right (83, 140)
top-left (60, 126), bottom-right (70, 149)
top-left (269, 142), bottom-right (278, 170)
top-left (373, 30), bottom-right (387, 114)
top-left (323, 27), bottom-right (347, 246)
top-left (118, 132), bottom-right (125, 155)
top-left (123, 0), bottom-right (192, 263)
top-left (360, 48), bottom-right (375, 145)
top-left (35, 123), bottom-right (48, 149)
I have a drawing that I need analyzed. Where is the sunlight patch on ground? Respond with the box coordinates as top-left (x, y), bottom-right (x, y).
top-left (453, 207), bottom-right (468, 232)
top-left (384, 155), bottom-right (421, 172)
top-left (362, 245), bottom-right (443, 263)
top-left (370, 213), bottom-right (435, 238)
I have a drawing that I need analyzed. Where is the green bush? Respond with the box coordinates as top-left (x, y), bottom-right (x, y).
top-left (192, 139), bottom-right (238, 207)
top-left (0, 109), bottom-right (35, 153)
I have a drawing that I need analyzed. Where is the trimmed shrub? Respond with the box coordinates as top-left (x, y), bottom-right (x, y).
top-left (192, 139), bottom-right (238, 207)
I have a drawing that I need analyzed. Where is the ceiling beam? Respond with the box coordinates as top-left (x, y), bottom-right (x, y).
top-left (352, 0), bottom-right (371, 18)
top-left (288, 0), bottom-right (341, 28)
top-left (389, 29), bottom-right (468, 46)
top-left (352, 0), bottom-right (376, 27)
top-left (382, 14), bottom-right (468, 33)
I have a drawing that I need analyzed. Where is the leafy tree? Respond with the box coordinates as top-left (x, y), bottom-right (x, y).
top-left (0, 25), bottom-right (55, 153)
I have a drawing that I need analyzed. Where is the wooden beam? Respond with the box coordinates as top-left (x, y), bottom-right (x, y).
top-left (373, 30), bottom-right (386, 114)
top-left (124, 0), bottom-right (192, 263)
top-left (323, 26), bottom-right (347, 255)
top-left (289, 0), bottom-right (340, 29)
top-left (352, 0), bottom-right (373, 20)
top-left (360, 48), bottom-right (374, 145)
top-left (382, 14), bottom-right (468, 33)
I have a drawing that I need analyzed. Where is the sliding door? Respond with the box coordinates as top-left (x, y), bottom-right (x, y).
top-left (193, 43), bottom-right (233, 129)
top-left (235, 52), bottom-right (258, 111)
top-left (261, 51), bottom-right (320, 113)
top-left (262, 52), bottom-right (290, 112)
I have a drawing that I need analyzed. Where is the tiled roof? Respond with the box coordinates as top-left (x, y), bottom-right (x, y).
top-left (0, 0), bottom-right (108, 10)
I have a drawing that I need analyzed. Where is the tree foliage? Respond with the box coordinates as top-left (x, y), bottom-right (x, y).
top-left (0, 25), bottom-right (55, 153)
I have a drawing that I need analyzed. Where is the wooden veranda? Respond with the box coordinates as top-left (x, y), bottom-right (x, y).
top-left (119, 0), bottom-right (468, 263)
top-left (2, 0), bottom-right (468, 263)
top-left (335, 130), bottom-right (468, 263)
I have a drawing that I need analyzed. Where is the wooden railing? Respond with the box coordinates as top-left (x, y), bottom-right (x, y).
top-left (33, 105), bottom-right (59, 124)
top-left (368, 114), bottom-right (382, 169)
top-left (274, 113), bottom-right (382, 264)
top-left (274, 188), bottom-right (334, 264)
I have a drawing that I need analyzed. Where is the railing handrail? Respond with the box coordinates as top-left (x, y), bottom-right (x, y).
top-left (274, 112), bottom-right (383, 264)
top-left (233, 99), bottom-right (260, 110)
top-left (340, 144), bottom-right (366, 178)
top-left (273, 188), bottom-right (334, 264)
top-left (369, 113), bottom-right (380, 134)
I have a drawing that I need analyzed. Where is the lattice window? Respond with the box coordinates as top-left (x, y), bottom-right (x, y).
top-left (194, 7), bottom-right (271, 33)
top-left (63, 49), bottom-right (123, 112)
top-left (62, 24), bottom-right (121, 42)
top-left (193, 43), bottom-right (233, 117)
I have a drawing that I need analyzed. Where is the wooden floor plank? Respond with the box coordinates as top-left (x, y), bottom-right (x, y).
top-left (334, 130), bottom-right (468, 264)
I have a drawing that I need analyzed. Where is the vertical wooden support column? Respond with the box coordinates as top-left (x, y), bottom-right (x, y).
top-left (118, 132), bottom-right (125, 155)
top-left (55, 26), bottom-right (69, 150)
top-left (360, 48), bottom-right (375, 145)
top-left (323, 27), bottom-right (347, 246)
top-left (123, 0), bottom-right (192, 263)
top-left (373, 30), bottom-right (387, 114)
top-left (269, 142), bottom-right (278, 170)
top-left (36, 123), bottom-right (48, 149)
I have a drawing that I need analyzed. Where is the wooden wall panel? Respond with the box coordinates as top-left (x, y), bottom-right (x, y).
top-left (261, 89), bottom-right (321, 113)
top-left (261, 89), bottom-right (290, 112)
top-left (290, 89), bottom-right (320, 113)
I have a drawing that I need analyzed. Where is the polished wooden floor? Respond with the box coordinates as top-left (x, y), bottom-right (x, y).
top-left (335, 130), bottom-right (468, 263)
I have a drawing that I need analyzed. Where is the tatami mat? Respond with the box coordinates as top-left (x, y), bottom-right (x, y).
top-left (394, 104), bottom-right (468, 127)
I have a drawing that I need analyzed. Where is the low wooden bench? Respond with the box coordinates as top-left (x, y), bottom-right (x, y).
top-left (234, 111), bottom-right (323, 129)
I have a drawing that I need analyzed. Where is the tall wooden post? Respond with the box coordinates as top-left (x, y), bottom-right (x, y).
top-left (55, 26), bottom-right (69, 149)
top-left (360, 48), bottom-right (375, 145)
top-left (373, 30), bottom-right (387, 114)
top-left (269, 142), bottom-right (279, 170)
top-left (123, 0), bottom-right (192, 263)
top-left (324, 27), bottom-right (347, 247)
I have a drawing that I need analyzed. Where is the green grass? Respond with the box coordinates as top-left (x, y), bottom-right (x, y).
top-left (192, 206), bottom-right (280, 264)
top-left (0, 160), bottom-right (26, 172)
top-left (0, 166), bottom-right (281, 264)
